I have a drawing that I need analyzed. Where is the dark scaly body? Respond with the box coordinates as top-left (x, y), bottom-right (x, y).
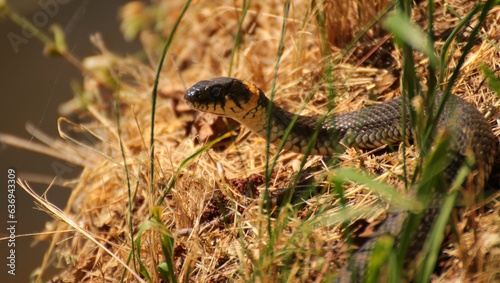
top-left (184, 77), bottom-right (497, 281)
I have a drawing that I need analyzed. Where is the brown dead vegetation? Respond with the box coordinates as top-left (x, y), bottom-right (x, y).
top-left (5, 0), bottom-right (500, 282)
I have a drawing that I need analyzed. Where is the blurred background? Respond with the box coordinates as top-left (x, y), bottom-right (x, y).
top-left (0, 1), bottom-right (141, 281)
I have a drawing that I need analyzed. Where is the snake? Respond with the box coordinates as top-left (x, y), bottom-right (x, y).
top-left (184, 77), bottom-right (497, 281)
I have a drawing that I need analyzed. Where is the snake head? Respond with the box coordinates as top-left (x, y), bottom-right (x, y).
top-left (184, 77), bottom-right (257, 116)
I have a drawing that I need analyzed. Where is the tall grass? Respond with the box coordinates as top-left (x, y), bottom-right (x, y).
top-left (386, 1), bottom-right (495, 282)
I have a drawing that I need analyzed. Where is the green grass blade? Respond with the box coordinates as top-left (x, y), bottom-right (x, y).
top-left (431, 0), bottom-right (495, 139)
top-left (150, 0), bottom-right (192, 195)
top-left (156, 131), bottom-right (233, 206)
top-left (115, 86), bottom-right (140, 276)
top-left (262, 0), bottom-right (290, 232)
top-left (383, 12), bottom-right (439, 69)
top-left (426, 0), bottom-right (437, 94)
top-left (152, 207), bottom-right (178, 283)
top-left (416, 152), bottom-right (474, 283)
top-left (228, 0), bottom-right (251, 76)
top-left (365, 235), bottom-right (395, 283)
top-left (440, 4), bottom-right (481, 81)
top-left (482, 65), bottom-right (500, 95)
top-left (131, 207), bottom-right (177, 282)
top-left (332, 168), bottom-right (422, 212)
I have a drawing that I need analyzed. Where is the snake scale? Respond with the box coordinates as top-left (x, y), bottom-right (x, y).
top-left (184, 77), bottom-right (497, 281)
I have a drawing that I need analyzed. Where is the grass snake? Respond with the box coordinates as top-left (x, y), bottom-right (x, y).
top-left (184, 77), bottom-right (497, 281)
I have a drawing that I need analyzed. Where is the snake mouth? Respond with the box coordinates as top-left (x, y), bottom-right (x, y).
top-left (183, 87), bottom-right (203, 109)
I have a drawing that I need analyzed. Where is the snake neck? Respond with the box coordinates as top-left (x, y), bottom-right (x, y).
top-left (233, 90), bottom-right (415, 156)
top-left (234, 91), bottom-right (338, 155)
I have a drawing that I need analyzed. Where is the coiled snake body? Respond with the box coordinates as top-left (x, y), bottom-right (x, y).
top-left (184, 77), bottom-right (497, 281)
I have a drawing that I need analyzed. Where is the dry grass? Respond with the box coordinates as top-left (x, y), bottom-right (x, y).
top-left (4, 0), bottom-right (500, 282)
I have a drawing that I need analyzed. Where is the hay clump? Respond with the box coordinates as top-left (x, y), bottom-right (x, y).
top-left (19, 0), bottom-right (500, 282)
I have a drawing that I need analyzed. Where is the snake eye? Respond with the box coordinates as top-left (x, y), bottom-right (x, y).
top-left (210, 85), bottom-right (223, 98)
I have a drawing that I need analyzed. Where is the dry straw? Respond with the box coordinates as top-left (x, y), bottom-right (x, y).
top-left (2, 0), bottom-right (499, 282)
